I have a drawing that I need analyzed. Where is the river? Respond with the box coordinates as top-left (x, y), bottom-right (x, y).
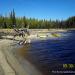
top-left (15, 30), bottom-right (75, 75)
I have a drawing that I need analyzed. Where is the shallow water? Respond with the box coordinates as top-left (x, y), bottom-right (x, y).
top-left (16, 30), bottom-right (75, 75)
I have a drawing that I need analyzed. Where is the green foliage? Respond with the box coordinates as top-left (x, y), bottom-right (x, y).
top-left (66, 16), bottom-right (75, 28)
top-left (0, 10), bottom-right (75, 29)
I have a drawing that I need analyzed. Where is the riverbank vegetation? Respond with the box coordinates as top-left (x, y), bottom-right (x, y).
top-left (0, 9), bottom-right (75, 29)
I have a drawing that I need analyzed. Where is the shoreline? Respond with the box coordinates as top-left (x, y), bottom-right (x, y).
top-left (0, 28), bottom-right (74, 42)
top-left (0, 28), bottom-right (73, 33)
top-left (0, 39), bottom-right (42, 75)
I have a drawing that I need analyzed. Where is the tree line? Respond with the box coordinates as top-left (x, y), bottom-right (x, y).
top-left (0, 9), bottom-right (75, 29)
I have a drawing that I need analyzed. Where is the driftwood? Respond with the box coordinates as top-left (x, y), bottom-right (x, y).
top-left (13, 28), bottom-right (30, 44)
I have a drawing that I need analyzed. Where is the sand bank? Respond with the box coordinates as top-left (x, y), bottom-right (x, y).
top-left (0, 39), bottom-right (42, 75)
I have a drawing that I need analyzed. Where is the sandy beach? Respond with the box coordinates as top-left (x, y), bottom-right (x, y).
top-left (0, 39), bottom-right (42, 75)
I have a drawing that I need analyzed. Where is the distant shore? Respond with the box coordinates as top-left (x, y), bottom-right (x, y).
top-left (0, 28), bottom-right (74, 41)
top-left (0, 28), bottom-right (74, 33)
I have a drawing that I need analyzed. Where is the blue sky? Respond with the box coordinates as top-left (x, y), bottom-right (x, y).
top-left (0, 0), bottom-right (75, 20)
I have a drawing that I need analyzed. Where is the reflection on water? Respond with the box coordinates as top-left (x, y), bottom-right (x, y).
top-left (16, 30), bottom-right (75, 75)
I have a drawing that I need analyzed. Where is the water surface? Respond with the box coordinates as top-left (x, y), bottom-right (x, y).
top-left (16, 30), bottom-right (75, 75)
